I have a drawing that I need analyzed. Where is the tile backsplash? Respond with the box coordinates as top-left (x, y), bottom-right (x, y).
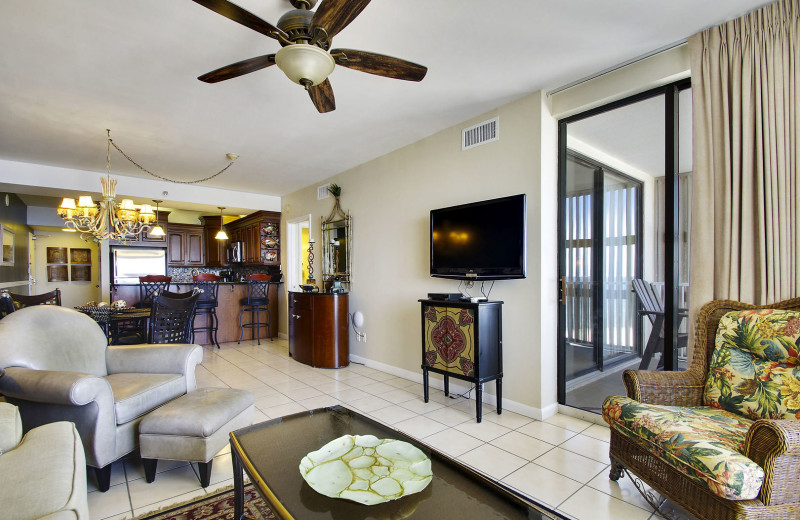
top-left (167, 265), bottom-right (282, 283)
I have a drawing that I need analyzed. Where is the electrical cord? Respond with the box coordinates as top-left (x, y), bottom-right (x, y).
top-left (348, 312), bottom-right (365, 340)
top-left (449, 385), bottom-right (476, 400)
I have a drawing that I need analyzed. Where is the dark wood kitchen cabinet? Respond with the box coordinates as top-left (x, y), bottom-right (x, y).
top-left (289, 292), bottom-right (349, 368)
top-left (167, 224), bottom-right (204, 267)
top-left (201, 215), bottom-right (229, 267)
top-left (226, 210), bottom-right (280, 265)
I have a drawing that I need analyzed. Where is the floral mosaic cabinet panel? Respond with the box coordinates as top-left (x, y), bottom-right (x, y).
top-left (704, 309), bottom-right (800, 420)
top-left (423, 305), bottom-right (475, 377)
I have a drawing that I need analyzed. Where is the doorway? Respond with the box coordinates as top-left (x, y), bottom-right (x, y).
top-left (286, 215), bottom-right (312, 292)
top-left (557, 80), bottom-right (693, 413)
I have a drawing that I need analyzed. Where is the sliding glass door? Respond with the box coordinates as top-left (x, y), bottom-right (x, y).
top-left (557, 80), bottom-right (692, 413)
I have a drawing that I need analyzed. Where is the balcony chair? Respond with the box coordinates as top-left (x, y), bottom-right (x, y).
top-left (0, 305), bottom-right (203, 492)
top-left (631, 279), bottom-right (688, 369)
top-left (603, 297), bottom-right (800, 520)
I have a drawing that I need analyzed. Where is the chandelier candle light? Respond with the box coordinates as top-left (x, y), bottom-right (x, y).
top-left (58, 130), bottom-right (155, 242)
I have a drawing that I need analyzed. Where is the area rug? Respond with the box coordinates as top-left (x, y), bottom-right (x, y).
top-left (133, 484), bottom-right (275, 520)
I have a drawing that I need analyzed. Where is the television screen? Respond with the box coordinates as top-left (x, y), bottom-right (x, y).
top-left (430, 194), bottom-right (526, 280)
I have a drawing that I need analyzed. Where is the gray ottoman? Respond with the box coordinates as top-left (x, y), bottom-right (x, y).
top-left (139, 387), bottom-right (254, 487)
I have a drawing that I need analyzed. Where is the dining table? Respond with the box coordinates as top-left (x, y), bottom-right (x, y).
top-left (75, 305), bottom-right (151, 344)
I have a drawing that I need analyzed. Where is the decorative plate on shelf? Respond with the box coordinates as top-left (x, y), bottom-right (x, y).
top-left (261, 236), bottom-right (278, 247)
top-left (299, 434), bottom-right (432, 505)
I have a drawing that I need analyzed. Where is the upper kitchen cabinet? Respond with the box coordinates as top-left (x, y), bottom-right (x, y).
top-left (112, 212), bottom-right (169, 246)
top-left (167, 223), bottom-right (204, 267)
top-left (201, 215), bottom-right (229, 267)
top-left (226, 211), bottom-right (280, 265)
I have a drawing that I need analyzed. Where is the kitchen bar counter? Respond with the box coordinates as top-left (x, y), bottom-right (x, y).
top-left (110, 282), bottom-right (279, 345)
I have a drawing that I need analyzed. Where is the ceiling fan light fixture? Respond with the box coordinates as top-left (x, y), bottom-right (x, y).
top-left (275, 44), bottom-right (335, 88)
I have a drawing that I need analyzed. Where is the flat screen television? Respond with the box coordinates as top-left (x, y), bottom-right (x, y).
top-left (430, 194), bottom-right (526, 280)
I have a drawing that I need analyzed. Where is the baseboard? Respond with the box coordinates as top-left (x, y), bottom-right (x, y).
top-left (349, 354), bottom-right (557, 422)
top-left (556, 404), bottom-right (607, 425)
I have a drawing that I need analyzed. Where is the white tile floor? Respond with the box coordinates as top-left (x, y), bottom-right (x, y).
top-left (87, 338), bottom-right (694, 520)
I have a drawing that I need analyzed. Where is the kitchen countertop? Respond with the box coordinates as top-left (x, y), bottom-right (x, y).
top-left (111, 281), bottom-right (282, 286)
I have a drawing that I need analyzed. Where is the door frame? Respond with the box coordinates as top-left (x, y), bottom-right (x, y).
top-left (285, 214), bottom-right (312, 293)
top-left (556, 78), bottom-right (691, 406)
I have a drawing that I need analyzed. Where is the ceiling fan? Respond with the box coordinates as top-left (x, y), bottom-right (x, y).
top-left (192, 0), bottom-right (428, 113)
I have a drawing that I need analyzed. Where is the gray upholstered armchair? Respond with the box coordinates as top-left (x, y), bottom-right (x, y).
top-left (0, 305), bottom-right (203, 491)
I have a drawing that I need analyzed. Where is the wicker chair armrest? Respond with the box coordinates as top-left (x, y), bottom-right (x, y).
top-left (745, 419), bottom-right (800, 506)
top-left (623, 368), bottom-right (705, 406)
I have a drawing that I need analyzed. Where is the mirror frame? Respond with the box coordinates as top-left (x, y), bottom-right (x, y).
top-left (321, 212), bottom-right (351, 290)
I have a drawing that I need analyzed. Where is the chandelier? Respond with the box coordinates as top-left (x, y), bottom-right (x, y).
top-left (57, 130), bottom-right (155, 242)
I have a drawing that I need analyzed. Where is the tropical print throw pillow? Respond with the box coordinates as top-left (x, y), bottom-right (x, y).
top-left (704, 309), bottom-right (800, 420)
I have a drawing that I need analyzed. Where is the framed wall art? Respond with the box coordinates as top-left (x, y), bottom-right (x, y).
top-left (0, 226), bottom-right (13, 266)
top-left (47, 265), bottom-right (68, 282)
top-left (46, 247), bottom-right (68, 264)
top-left (70, 248), bottom-right (91, 265)
top-left (70, 265), bottom-right (91, 282)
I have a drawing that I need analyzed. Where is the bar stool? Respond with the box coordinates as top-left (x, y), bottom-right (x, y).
top-left (138, 275), bottom-right (172, 308)
top-left (239, 274), bottom-right (271, 345)
top-left (192, 273), bottom-right (221, 349)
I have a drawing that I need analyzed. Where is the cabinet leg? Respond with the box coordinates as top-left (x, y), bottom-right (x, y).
top-left (444, 374), bottom-right (449, 397)
top-left (496, 378), bottom-right (502, 414)
top-left (423, 368), bottom-right (429, 403)
top-left (476, 383), bottom-right (483, 423)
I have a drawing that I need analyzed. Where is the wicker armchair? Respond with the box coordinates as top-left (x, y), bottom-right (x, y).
top-left (608, 297), bottom-right (800, 520)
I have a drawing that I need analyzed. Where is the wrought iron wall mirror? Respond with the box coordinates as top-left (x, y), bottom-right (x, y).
top-left (321, 184), bottom-right (351, 291)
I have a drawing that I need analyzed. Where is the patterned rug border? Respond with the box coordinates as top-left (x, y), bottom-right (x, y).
top-left (131, 483), bottom-right (239, 520)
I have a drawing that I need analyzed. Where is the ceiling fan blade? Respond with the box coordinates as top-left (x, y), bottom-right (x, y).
top-left (192, 0), bottom-right (287, 40)
top-left (308, 79), bottom-right (336, 113)
top-left (330, 49), bottom-right (427, 82)
top-left (198, 54), bottom-right (276, 83)
top-left (310, 0), bottom-right (371, 42)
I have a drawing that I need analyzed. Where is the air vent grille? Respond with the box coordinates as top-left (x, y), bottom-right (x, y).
top-left (317, 184), bottom-right (330, 200)
top-left (462, 117), bottom-right (499, 150)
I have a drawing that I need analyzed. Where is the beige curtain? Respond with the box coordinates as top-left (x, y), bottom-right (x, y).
top-left (689, 0), bottom-right (799, 326)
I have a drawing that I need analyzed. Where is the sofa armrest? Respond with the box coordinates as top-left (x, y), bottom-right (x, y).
top-left (744, 419), bottom-right (800, 506)
top-left (623, 368), bottom-right (705, 406)
top-left (0, 367), bottom-right (111, 406)
top-left (0, 403), bottom-right (22, 454)
top-left (106, 344), bottom-right (203, 391)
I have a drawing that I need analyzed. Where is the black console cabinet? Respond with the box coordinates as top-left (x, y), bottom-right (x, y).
top-left (419, 299), bottom-right (503, 422)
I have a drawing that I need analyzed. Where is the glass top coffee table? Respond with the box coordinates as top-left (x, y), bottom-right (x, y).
top-left (229, 405), bottom-right (565, 520)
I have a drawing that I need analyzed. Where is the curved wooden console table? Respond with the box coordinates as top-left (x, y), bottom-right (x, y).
top-left (288, 291), bottom-right (349, 368)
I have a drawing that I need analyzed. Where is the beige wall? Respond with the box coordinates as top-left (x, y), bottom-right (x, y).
top-left (280, 48), bottom-right (691, 419)
top-left (282, 91), bottom-right (560, 419)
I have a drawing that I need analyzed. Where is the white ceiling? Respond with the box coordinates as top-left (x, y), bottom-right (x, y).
top-left (0, 0), bottom-right (769, 202)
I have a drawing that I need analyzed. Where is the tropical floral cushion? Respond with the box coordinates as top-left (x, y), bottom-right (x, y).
top-left (704, 309), bottom-right (800, 420)
top-left (603, 396), bottom-right (763, 500)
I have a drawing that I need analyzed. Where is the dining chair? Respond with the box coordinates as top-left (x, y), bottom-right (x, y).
top-left (6, 288), bottom-right (61, 310)
top-left (148, 290), bottom-right (200, 344)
